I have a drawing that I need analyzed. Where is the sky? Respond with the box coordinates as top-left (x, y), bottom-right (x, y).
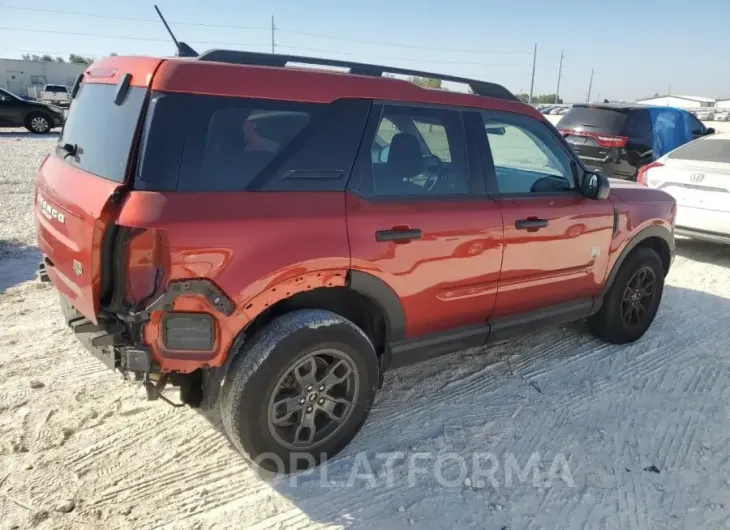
top-left (1, 0), bottom-right (728, 103)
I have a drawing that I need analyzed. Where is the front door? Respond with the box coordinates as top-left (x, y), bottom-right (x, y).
top-left (476, 110), bottom-right (615, 318)
top-left (346, 103), bottom-right (504, 339)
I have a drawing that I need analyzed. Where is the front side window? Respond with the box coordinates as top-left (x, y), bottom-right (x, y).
top-left (359, 105), bottom-right (469, 197)
top-left (481, 112), bottom-right (575, 194)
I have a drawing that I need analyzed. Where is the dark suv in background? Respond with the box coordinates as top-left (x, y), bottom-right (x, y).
top-left (557, 103), bottom-right (714, 180)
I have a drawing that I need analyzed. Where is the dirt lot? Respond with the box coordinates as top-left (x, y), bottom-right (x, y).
top-left (2, 129), bottom-right (730, 529)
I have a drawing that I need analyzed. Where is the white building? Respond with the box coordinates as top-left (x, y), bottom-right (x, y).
top-left (635, 95), bottom-right (716, 108)
top-left (0, 58), bottom-right (87, 98)
top-left (716, 98), bottom-right (730, 109)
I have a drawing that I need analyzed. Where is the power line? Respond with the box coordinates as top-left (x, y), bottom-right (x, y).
top-left (0, 26), bottom-right (533, 70)
top-left (0, 27), bottom-right (264, 48)
top-left (277, 29), bottom-right (532, 55)
top-left (0, 5), bottom-right (532, 56)
top-left (277, 45), bottom-right (532, 68)
top-left (0, 5), bottom-right (269, 31)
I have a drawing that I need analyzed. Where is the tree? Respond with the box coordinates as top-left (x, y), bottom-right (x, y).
top-left (55, 56), bottom-right (65, 63)
top-left (69, 54), bottom-right (93, 65)
top-left (409, 76), bottom-right (442, 89)
top-left (516, 93), bottom-right (563, 104)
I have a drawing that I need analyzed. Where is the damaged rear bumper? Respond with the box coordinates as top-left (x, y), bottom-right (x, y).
top-left (43, 258), bottom-right (234, 408)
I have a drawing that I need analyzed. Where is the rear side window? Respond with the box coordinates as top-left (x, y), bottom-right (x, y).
top-left (557, 106), bottom-right (627, 133)
top-left (668, 138), bottom-right (730, 163)
top-left (624, 109), bottom-right (653, 145)
top-left (58, 83), bottom-right (146, 182)
top-left (357, 104), bottom-right (469, 197)
top-left (176, 98), bottom-right (322, 191)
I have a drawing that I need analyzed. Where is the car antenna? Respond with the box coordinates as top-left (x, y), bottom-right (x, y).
top-left (153, 5), bottom-right (198, 58)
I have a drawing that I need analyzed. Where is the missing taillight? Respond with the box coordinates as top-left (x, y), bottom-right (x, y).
top-left (162, 313), bottom-right (215, 351)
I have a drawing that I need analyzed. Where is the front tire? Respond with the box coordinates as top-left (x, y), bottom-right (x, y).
top-left (588, 247), bottom-right (665, 344)
top-left (220, 310), bottom-right (379, 473)
top-left (25, 113), bottom-right (52, 134)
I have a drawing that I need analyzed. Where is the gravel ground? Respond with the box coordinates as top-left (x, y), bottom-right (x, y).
top-left (2, 129), bottom-right (730, 529)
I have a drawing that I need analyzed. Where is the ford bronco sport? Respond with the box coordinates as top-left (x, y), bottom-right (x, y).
top-left (35, 50), bottom-right (676, 473)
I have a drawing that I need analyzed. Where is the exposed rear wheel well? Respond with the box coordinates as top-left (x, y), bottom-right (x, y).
top-left (634, 236), bottom-right (671, 276)
top-left (242, 287), bottom-right (388, 357)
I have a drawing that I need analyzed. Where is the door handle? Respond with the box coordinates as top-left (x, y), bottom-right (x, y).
top-left (375, 228), bottom-right (422, 242)
top-left (515, 218), bottom-right (549, 230)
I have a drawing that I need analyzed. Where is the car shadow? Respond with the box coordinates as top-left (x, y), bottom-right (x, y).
top-left (675, 237), bottom-right (730, 268)
top-left (190, 282), bottom-right (730, 529)
top-left (0, 240), bottom-right (40, 294)
top-left (0, 131), bottom-right (60, 140)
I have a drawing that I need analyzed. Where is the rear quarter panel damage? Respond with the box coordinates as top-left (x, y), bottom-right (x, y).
top-left (118, 191), bottom-right (350, 372)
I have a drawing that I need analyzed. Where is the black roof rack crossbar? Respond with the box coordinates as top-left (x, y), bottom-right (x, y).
top-left (196, 49), bottom-right (519, 102)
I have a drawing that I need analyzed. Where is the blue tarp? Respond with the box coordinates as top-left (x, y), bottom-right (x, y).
top-left (649, 108), bottom-right (695, 158)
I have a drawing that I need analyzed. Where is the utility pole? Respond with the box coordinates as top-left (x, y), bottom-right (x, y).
top-left (528, 42), bottom-right (537, 104)
top-left (271, 15), bottom-right (276, 54)
top-left (555, 50), bottom-right (564, 104)
top-left (586, 68), bottom-right (594, 103)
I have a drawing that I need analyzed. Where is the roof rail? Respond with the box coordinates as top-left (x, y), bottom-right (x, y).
top-left (196, 49), bottom-right (519, 102)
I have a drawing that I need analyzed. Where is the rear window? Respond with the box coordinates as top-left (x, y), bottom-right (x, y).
top-left (58, 83), bottom-right (146, 182)
top-left (668, 138), bottom-right (730, 163)
top-left (45, 85), bottom-right (67, 92)
top-left (557, 106), bottom-right (627, 133)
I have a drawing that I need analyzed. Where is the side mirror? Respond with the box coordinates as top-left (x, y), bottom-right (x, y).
top-left (582, 171), bottom-right (610, 200)
top-left (706, 127), bottom-right (715, 135)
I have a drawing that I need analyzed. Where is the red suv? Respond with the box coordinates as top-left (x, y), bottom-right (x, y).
top-left (35, 51), bottom-right (676, 472)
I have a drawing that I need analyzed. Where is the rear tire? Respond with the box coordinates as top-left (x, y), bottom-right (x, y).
top-left (25, 113), bottom-right (52, 134)
top-left (588, 247), bottom-right (665, 344)
top-left (220, 310), bottom-right (379, 473)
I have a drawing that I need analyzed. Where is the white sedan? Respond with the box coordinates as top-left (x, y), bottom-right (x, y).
top-left (638, 132), bottom-right (730, 244)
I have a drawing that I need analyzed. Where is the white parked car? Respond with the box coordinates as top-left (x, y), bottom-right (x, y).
top-left (638, 132), bottom-right (730, 243)
top-left (39, 84), bottom-right (70, 106)
top-left (714, 111), bottom-right (730, 122)
top-left (695, 111), bottom-right (714, 121)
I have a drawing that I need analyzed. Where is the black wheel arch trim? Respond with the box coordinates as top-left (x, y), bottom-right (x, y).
top-left (347, 270), bottom-right (406, 345)
top-left (600, 225), bottom-right (674, 299)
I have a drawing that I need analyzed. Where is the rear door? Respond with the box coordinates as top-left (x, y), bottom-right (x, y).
top-left (477, 111), bottom-right (615, 317)
top-left (346, 103), bottom-right (504, 339)
top-left (35, 61), bottom-right (158, 322)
